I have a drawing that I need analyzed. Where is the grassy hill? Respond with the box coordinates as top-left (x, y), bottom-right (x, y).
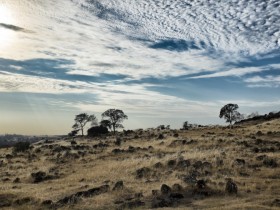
top-left (0, 118), bottom-right (279, 209)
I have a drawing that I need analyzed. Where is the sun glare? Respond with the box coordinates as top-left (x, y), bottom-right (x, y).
top-left (0, 5), bottom-right (16, 49)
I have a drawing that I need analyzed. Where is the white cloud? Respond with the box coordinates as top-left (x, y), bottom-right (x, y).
top-left (2, 0), bottom-right (279, 82)
top-left (244, 75), bottom-right (280, 87)
top-left (190, 67), bottom-right (267, 79)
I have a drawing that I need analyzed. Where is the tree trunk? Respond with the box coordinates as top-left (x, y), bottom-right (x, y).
top-left (81, 127), bottom-right (84, 136)
top-left (113, 124), bottom-right (116, 134)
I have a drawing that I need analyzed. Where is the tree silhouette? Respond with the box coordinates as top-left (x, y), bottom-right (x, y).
top-left (182, 121), bottom-right (189, 130)
top-left (72, 113), bottom-right (97, 136)
top-left (100, 120), bottom-right (112, 131)
top-left (219, 104), bottom-right (240, 127)
top-left (101, 109), bottom-right (128, 134)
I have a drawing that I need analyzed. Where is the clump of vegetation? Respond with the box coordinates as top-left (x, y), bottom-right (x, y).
top-left (219, 103), bottom-right (243, 127)
top-left (87, 125), bottom-right (109, 137)
top-left (101, 109), bottom-right (128, 134)
top-left (13, 141), bottom-right (30, 153)
top-left (72, 113), bottom-right (97, 136)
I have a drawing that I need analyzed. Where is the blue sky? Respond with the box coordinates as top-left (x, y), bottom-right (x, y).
top-left (0, 0), bottom-right (279, 135)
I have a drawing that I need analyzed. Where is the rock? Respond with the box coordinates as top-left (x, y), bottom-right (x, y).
top-left (167, 159), bottom-right (176, 168)
top-left (172, 184), bottom-right (183, 192)
top-left (235, 159), bottom-right (245, 165)
top-left (152, 190), bottom-right (160, 197)
top-left (0, 194), bottom-right (14, 207)
top-left (56, 185), bottom-right (109, 206)
top-left (225, 179), bottom-right (238, 194)
top-left (193, 161), bottom-right (203, 169)
top-left (263, 158), bottom-right (278, 168)
top-left (31, 171), bottom-right (47, 183)
top-left (154, 162), bottom-right (163, 168)
top-left (216, 157), bottom-right (224, 166)
top-left (151, 198), bottom-right (172, 208)
top-left (256, 155), bottom-right (267, 161)
top-left (173, 133), bottom-right (179, 137)
top-left (196, 180), bottom-right (206, 189)
top-left (14, 197), bottom-right (32, 205)
top-left (5, 154), bottom-right (13, 159)
top-left (272, 199), bottom-right (280, 207)
top-left (169, 193), bottom-right (184, 200)
top-left (13, 177), bottom-right (20, 183)
top-left (93, 143), bottom-right (109, 149)
top-left (115, 137), bottom-right (122, 146)
top-left (161, 184), bottom-right (171, 195)
top-left (120, 200), bottom-right (145, 209)
top-left (113, 181), bottom-right (124, 191)
top-left (112, 148), bottom-right (123, 154)
top-left (136, 167), bottom-right (151, 179)
top-left (183, 172), bottom-right (197, 185)
top-left (31, 171), bottom-right (55, 183)
top-left (70, 140), bottom-right (77, 145)
top-left (177, 159), bottom-right (191, 169)
top-left (41, 200), bottom-right (53, 205)
top-left (256, 131), bottom-right (263, 136)
top-left (128, 146), bottom-right (136, 153)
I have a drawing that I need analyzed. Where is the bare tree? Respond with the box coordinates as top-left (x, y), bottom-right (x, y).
top-left (72, 113), bottom-right (97, 136)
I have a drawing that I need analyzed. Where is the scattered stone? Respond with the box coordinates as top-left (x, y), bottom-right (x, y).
top-left (235, 159), bottom-right (245, 166)
top-left (193, 161), bottom-right (203, 169)
top-left (0, 194), bottom-right (14, 207)
top-left (256, 155), bottom-right (267, 161)
top-left (225, 179), bottom-right (238, 194)
top-left (151, 198), bottom-right (172, 208)
top-left (167, 159), bottom-right (176, 168)
top-left (56, 185), bottom-right (109, 206)
top-left (115, 137), bottom-right (122, 146)
top-left (263, 158), bottom-right (278, 168)
top-left (93, 142), bottom-right (109, 149)
top-left (5, 154), bottom-right (13, 159)
top-left (256, 131), bottom-right (263, 136)
top-left (161, 184), bottom-right (171, 195)
top-left (136, 167), bottom-right (151, 179)
top-left (120, 200), bottom-right (145, 209)
top-left (113, 181), bottom-right (124, 191)
top-left (169, 193), bottom-right (184, 200)
top-left (177, 159), bottom-right (191, 169)
top-left (41, 200), bottom-right (53, 205)
top-left (13, 177), bottom-right (20, 183)
top-left (172, 184), bottom-right (183, 192)
top-left (14, 197), bottom-right (32, 205)
top-left (70, 140), bottom-right (77, 145)
top-left (272, 199), bottom-right (280, 207)
top-left (183, 172), bottom-right (198, 185)
top-left (31, 171), bottom-right (56, 183)
top-left (173, 133), bottom-right (179, 137)
top-left (196, 180), bottom-right (206, 189)
top-left (154, 162), bottom-right (163, 168)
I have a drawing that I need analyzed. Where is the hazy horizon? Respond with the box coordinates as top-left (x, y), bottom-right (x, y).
top-left (0, 0), bottom-right (279, 135)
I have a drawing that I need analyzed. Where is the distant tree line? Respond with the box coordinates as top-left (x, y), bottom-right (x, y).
top-left (69, 104), bottom-right (268, 136)
top-left (69, 108), bottom-right (128, 137)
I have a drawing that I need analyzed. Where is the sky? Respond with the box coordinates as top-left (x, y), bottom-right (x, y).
top-left (0, 0), bottom-right (279, 135)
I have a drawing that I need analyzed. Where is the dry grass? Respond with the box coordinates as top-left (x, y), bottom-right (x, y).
top-left (0, 119), bottom-right (279, 209)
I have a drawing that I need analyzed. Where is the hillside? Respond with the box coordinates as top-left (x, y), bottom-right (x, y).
top-left (0, 119), bottom-right (279, 210)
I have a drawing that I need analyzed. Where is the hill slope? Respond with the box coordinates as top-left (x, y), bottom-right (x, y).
top-left (0, 119), bottom-right (279, 209)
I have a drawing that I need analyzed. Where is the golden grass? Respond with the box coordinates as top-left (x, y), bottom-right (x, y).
top-left (0, 119), bottom-right (279, 209)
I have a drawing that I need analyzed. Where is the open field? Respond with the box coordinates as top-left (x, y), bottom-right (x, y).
top-left (0, 119), bottom-right (279, 210)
